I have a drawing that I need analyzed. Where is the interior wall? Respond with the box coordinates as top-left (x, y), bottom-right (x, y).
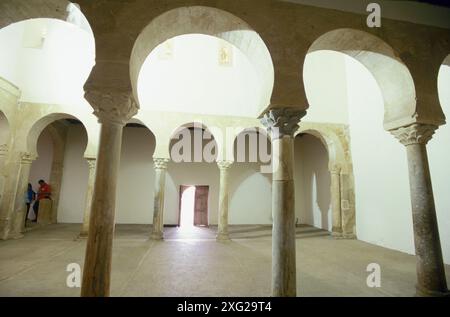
top-left (345, 55), bottom-right (417, 257)
top-left (57, 124), bottom-right (88, 223)
top-left (115, 126), bottom-right (156, 224)
top-left (294, 134), bottom-right (332, 230)
top-left (29, 128), bottom-right (53, 192)
top-left (303, 51), bottom-right (349, 124)
top-left (429, 64), bottom-right (450, 263)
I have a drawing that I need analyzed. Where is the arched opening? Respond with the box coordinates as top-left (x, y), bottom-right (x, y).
top-left (294, 133), bottom-right (331, 231)
top-left (303, 29), bottom-right (416, 250)
top-left (115, 121), bottom-right (156, 224)
top-left (229, 128), bottom-right (272, 227)
top-left (166, 123), bottom-right (218, 236)
top-left (130, 6), bottom-right (274, 118)
top-left (428, 54), bottom-right (450, 264)
top-left (26, 118), bottom-right (88, 230)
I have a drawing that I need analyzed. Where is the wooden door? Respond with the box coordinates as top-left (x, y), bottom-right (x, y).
top-left (194, 186), bottom-right (209, 226)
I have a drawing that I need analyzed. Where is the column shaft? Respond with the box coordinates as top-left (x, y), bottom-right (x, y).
top-left (81, 122), bottom-right (123, 297)
top-left (406, 143), bottom-right (447, 296)
top-left (79, 158), bottom-right (96, 238)
top-left (217, 161), bottom-right (232, 241)
top-left (330, 167), bottom-right (342, 237)
top-left (151, 159), bottom-right (169, 240)
top-left (271, 136), bottom-right (296, 297)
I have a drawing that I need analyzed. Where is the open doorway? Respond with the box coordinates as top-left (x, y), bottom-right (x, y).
top-left (179, 185), bottom-right (209, 228)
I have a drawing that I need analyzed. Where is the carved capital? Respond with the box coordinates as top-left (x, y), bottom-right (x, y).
top-left (217, 160), bottom-right (233, 170)
top-left (329, 164), bottom-right (341, 175)
top-left (153, 158), bottom-right (170, 170)
top-left (261, 108), bottom-right (306, 139)
top-left (85, 90), bottom-right (139, 125)
top-left (86, 158), bottom-right (96, 170)
top-left (391, 123), bottom-right (437, 146)
top-left (20, 152), bottom-right (36, 164)
top-left (0, 144), bottom-right (8, 157)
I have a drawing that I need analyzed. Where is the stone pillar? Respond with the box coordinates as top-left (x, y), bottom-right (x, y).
top-left (79, 158), bottom-right (96, 238)
top-left (0, 152), bottom-right (35, 239)
top-left (151, 158), bottom-right (169, 240)
top-left (392, 123), bottom-right (449, 297)
top-left (216, 160), bottom-right (233, 241)
top-left (330, 165), bottom-right (342, 237)
top-left (81, 91), bottom-right (138, 297)
top-left (261, 108), bottom-right (306, 297)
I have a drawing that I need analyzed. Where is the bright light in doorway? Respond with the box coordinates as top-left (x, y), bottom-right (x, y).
top-left (180, 186), bottom-right (196, 230)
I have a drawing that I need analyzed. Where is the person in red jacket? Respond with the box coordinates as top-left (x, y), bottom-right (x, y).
top-left (32, 179), bottom-right (51, 222)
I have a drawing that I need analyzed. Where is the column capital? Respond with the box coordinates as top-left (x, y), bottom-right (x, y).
top-left (217, 160), bottom-right (233, 170)
top-left (0, 144), bottom-right (8, 157)
top-left (85, 90), bottom-right (139, 125)
top-left (329, 164), bottom-right (341, 174)
top-left (20, 152), bottom-right (36, 164)
top-left (391, 123), bottom-right (437, 146)
top-left (153, 158), bottom-right (170, 170)
top-left (260, 108), bottom-right (306, 139)
top-left (85, 158), bottom-right (96, 170)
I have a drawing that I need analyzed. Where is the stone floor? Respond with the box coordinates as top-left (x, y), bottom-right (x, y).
top-left (0, 223), bottom-right (449, 297)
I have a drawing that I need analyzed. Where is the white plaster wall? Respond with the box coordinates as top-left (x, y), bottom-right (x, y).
top-left (303, 51), bottom-right (349, 124)
top-left (57, 125), bottom-right (88, 223)
top-left (29, 128), bottom-right (53, 190)
top-left (138, 34), bottom-right (262, 117)
top-left (345, 56), bottom-right (416, 257)
top-left (0, 19), bottom-right (95, 105)
top-left (115, 127), bottom-right (156, 224)
top-left (429, 64), bottom-right (450, 264)
top-left (229, 162), bottom-right (272, 225)
top-left (294, 134), bottom-right (332, 230)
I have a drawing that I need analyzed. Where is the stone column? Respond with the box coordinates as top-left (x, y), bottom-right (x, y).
top-left (261, 108), bottom-right (306, 297)
top-left (216, 160), bottom-right (233, 241)
top-left (79, 158), bottom-right (96, 238)
top-left (392, 123), bottom-right (449, 297)
top-left (0, 152), bottom-right (35, 239)
top-left (81, 91), bottom-right (138, 297)
top-left (151, 158), bottom-right (169, 240)
top-left (330, 165), bottom-right (342, 237)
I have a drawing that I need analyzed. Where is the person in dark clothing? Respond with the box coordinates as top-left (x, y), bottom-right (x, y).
top-left (25, 183), bottom-right (36, 224)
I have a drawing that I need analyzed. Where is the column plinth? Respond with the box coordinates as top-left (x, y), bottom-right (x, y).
top-left (391, 123), bottom-right (449, 297)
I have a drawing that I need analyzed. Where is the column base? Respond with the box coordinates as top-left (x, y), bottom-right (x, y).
top-left (78, 231), bottom-right (88, 239)
top-left (151, 231), bottom-right (164, 241)
top-left (216, 232), bottom-right (230, 241)
top-left (416, 285), bottom-right (450, 297)
top-left (6, 232), bottom-right (24, 240)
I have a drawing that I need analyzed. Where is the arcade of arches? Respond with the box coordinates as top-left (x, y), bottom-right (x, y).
top-left (0, 1), bottom-right (450, 297)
